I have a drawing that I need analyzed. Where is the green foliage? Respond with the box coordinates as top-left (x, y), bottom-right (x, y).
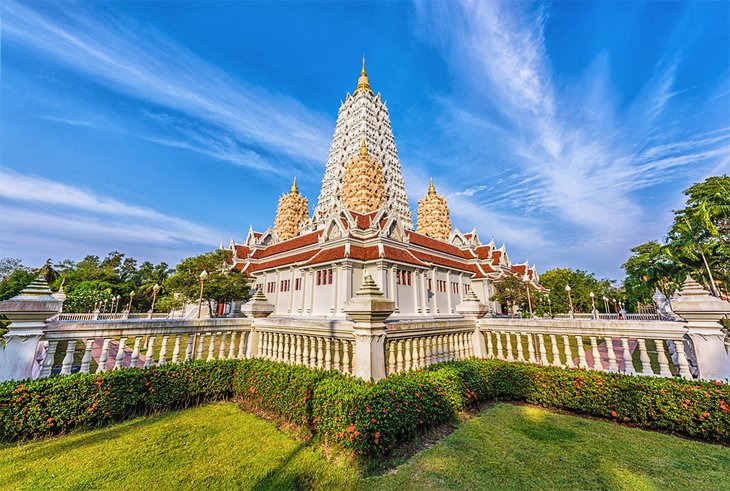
top-left (624, 175), bottom-right (730, 302)
top-left (538, 268), bottom-right (616, 314)
top-left (3, 359), bottom-right (728, 459)
top-left (489, 274), bottom-right (540, 316)
top-left (0, 360), bottom-right (238, 442)
top-left (165, 249), bottom-right (249, 315)
top-left (0, 269), bottom-right (35, 302)
top-left (62, 281), bottom-right (116, 312)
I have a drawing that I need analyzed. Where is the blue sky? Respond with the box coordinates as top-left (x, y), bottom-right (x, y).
top-left (1, 1), bottom-right (728, 280)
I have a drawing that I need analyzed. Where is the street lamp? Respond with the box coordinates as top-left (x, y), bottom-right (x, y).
top-left (114, 295), bottom-right (121, 313)
top-left (612, 298), bottom-right (619, 315)
top-left (523, 274), bottom-right (533, 317)
top-left (602, 296), bottom-right (610, 318)
top-left (547, 295), bottom-right (552, 317)
top-left (565, 285), bottom-right (574, 319)
top-left (103, 298), bottom-right (108, 313)
top-left (589, 292), bottom-right (597, 319)
top-left (149, 283), bottom-right (161, 319)
top-left (127, 290), bottom-right (135, 312)
top-left (198, 270), bottom-right (208, 318)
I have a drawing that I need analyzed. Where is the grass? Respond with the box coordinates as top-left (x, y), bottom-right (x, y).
top-left (0, 403), bottom-right (356, 490)
top-left (2, 403), bottom-right (728, 490)
top-left (361, 403), bottom-right (730, 490)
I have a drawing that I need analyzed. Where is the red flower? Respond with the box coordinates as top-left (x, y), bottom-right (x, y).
top-left (611, 411), bottom-right (617, 418)
top-left (374, 432), bottom-right (380, 439)
top-left (348, 424), bottom-right (355, 433)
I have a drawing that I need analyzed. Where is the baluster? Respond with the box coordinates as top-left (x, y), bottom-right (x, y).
top-left (287, 334), bottom-right (295, 364)
top-left (423, 337), bottom-right (433, 367)
top-left (605, 337), bottom-right (618, 371)
top-left (537, 334), bottom-right (548, 366)
top-left (265, 332), bottom-right (273, 359)
top-left (206, 333), bottom-right (216, 362)
top-left (228, 332), bottom-right (237, 359)
top-left (466, 332), bottom-right (474, 358)
top-left (60, 340), bottom-right (77, 375)
top-left (486, 331), bottom-right (494, 358)
top-left (172, 335), bottom-right (182, 364)
top-left (590, 336), bottom-right (601, 370)
top-left (282, 334), bottom-right (290, 363)
top-left (96, 339), bottom-right (110, 374)
top-left (296, 335), bottom-right (303, 365)
top-left (505, 332), bottom-right (514, 361)
top-left (655, 339), bottom-right (672, 377)
top-left (324, 338), bottom-right (332, 370)
top-left (526, 334), bottom-right (536, 363)
top-left (237, 331), bottom-right (247, 359)
top-left (315, 337), bottom-right (324, 369)
top-left (196, 333), bottom-right (206, 360)
top-left (309, 336), bottom-right (317, 367)
top-left (80, 339), bottom-right (94, 374)
top-left (115, 337), bottom-right (128, 370)
top-left (549, 335), bottom-right (561, 366)
top-left (130, 337), bottom-right (143, 368)
top-left (515, 333), bottom-right (524, 362)
top-left (274, 333), bottom-right (282, 362)
top-left (40, 340), bottom-right (59, 377)
top-left (456, 333), bottom-right (464, 360)
top-left (576, 336), bottom-right (587, 369)
top-left (301, 336), bottom-right (310, 366)
top-left (158, 336), bottom-right (169, 366)
top-left (418, 337), bottom-right (426, 369)
top-left (403, 339), bottom-right (412, 371)
top-left (387, 342), bottom-right (396, 373)
top-left (218, 332), bottom-right (227, 359)
top-left (143, 336), bottom-right (156, 368)
top-left (637, 339), bottom-right (652, 376)
top-left (495, 332), bottom-right (504, 360)
top-left (562, 335), bottom-right (574, 368)
top-left (440, 335), bottom-right (447, 362)
top-left (333, 338), bottom-right (340, 371)
top-left (674, 339), bottom-right (692, 379)
top-left (394, 340), bottom-right (403, 372)
top-left (342, 340), bottom-right (351, 374)
top-left (185, 335), bottom-right (194, 361)
top-left (446, 335), bottom-right (453, 361)
top-left (620, 337), bottom-right (634, 374)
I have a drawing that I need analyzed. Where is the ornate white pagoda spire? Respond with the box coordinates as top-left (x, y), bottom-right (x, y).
top-left (315, 58), bottom-right (413, 229)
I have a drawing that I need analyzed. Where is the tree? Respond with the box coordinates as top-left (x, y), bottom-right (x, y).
top-left (0, 269), bottom-right (36, 301)
top-left (0, 258), bottom-right (30, 281)
top-left (165, 250), bottom-right (249, 316)
top-left (489, 274), bottom-right (539, 316)
top-left (538, 268), bottom-right (615, 314)
top-left (622, 241), bottom-right (683, 308)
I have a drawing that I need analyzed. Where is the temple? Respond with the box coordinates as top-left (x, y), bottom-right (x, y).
top-left (229, 60), bottom-right (541, 318)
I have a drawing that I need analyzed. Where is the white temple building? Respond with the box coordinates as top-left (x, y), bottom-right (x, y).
top-left (229, 60), bottom-right (542, 318)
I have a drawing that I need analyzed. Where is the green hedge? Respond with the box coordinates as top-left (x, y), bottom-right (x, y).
top-left (0, 360), bottom-right (238, 441)
top-left (3, 358), bottom-right (729, 458)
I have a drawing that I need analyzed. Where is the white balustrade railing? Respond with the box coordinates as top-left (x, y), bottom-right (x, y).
top-left (257, 330), bottom-right (355, 374)
top-left (49, 312), bottom-right (181, 321)
top-left (40, 318), bottom-right (253, 377)
top-left (479, 318), bottom-right (692, 378)
top-left (553, 313), bottom-right (661, 321)
top-left (385, 320), bottom-right (475, 374)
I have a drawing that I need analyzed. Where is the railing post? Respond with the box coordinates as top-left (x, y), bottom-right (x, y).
top-left (672, 276), bottom-right (730, 381)
top-left (0, 276), bottom-right (63, 381)
top-left (455, 290), bottom-right (489, 358)
top-left (241, 289), bottom-right (275, 358)
top-left (344, 274), bottom-right (395, 381)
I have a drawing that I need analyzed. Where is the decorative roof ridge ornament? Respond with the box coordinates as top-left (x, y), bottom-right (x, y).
top-left (428, 177), bottom-right (436, 196)
top-left (354, 56), bottom-right (373, 96)
top-left (291, 176), bottom-right (299, 194)
top-left (359, 136), bottom-right (368, 157)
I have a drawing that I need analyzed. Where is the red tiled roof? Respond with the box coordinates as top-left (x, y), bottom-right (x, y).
top-left (234, 244), bottom-right (252, 259)
top-left (474, 245), bottom-right (492, 260)
top-left (248, 249), bottom-right (321, 272)
top-left (349, 210), bottom-right (379, 230)
top-left (491, 250), bottom-right (502, 264)
top-left (257, 230), bottom-right (322, 258)
top-left (406, 231), bottom-right (470, 258)
top-left (409, 250), bottom-right (478, 274)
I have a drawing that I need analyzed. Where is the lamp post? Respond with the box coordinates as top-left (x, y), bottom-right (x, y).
top-left (612, 298), bottom-right (619, 314)
top-left (523, 274), bottom-right (533, 317)
top-left (602, 296), bottom-right (610, 317)
top-left (149, 283), bottom-right (160, 319)
top-left (114, 295), bottom-right (121, 313)
top-left (565, 285), bottom-right (574, 319)
top-left (103, 299), bottom-right (108, 313)
top-left (589, 292), bottom-right (597, 319)
top-left (198, 270), bottom-right (208, 319)
top-left (547, 296), bottom-right (552, 317)
top-left (127, 290), bottom-right (135, 312)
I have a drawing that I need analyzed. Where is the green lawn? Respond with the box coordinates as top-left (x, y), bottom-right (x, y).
top-left (2, 403), bottom-right (728, 491)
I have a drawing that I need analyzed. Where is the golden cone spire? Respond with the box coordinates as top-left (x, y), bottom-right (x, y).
top-left (274, 177), bottom-right (308, 241)
top-left (417, 179), bottom-right (452, 241)
top-left (341, 142), bottom-right (385, 214)
top-left (354, 56), bottom-right (373, 96)
top-left (359, 136), bottom-right (368, 157)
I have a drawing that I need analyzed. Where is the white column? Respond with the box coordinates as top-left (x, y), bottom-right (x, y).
top-left (446, 270), bottom-right (452, 314)
top-left (432, 267), bottom-right (440, 314)
top-left (420, 270), bottom-right (429, 314)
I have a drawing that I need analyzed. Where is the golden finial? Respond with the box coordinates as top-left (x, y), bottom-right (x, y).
top-left (354, 56), bottom-right (373, 95)
top-left (359, 136), bottom-right (368, 157)
top-left (428, 178), bottom-right (436, 196)
top-left (290, 176), bottom-right (298, 194)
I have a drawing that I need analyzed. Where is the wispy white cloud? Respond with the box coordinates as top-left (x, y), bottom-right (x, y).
top-left (41, 115), bottom-right (94, 127)
top-left (0, 168), bottom-right (223, 264)
top-left (2, 1), bottom-right (332, 174)
top-left (412, 1), bottom-right (730, 275)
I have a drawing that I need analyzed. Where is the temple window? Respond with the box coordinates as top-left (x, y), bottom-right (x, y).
top-left (295, 278), bottom-right (302, 290)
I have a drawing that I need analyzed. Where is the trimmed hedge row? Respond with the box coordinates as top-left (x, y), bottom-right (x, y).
top-left (0, 360), bottom-right (238, 441)
top-left (2, 358), bottom-right (728, 457)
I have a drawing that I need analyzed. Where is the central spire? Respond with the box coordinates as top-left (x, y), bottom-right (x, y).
top-left (354, 56), bottom-right (373, 96)
top-left (359, 136), bottom-right (368, 157)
